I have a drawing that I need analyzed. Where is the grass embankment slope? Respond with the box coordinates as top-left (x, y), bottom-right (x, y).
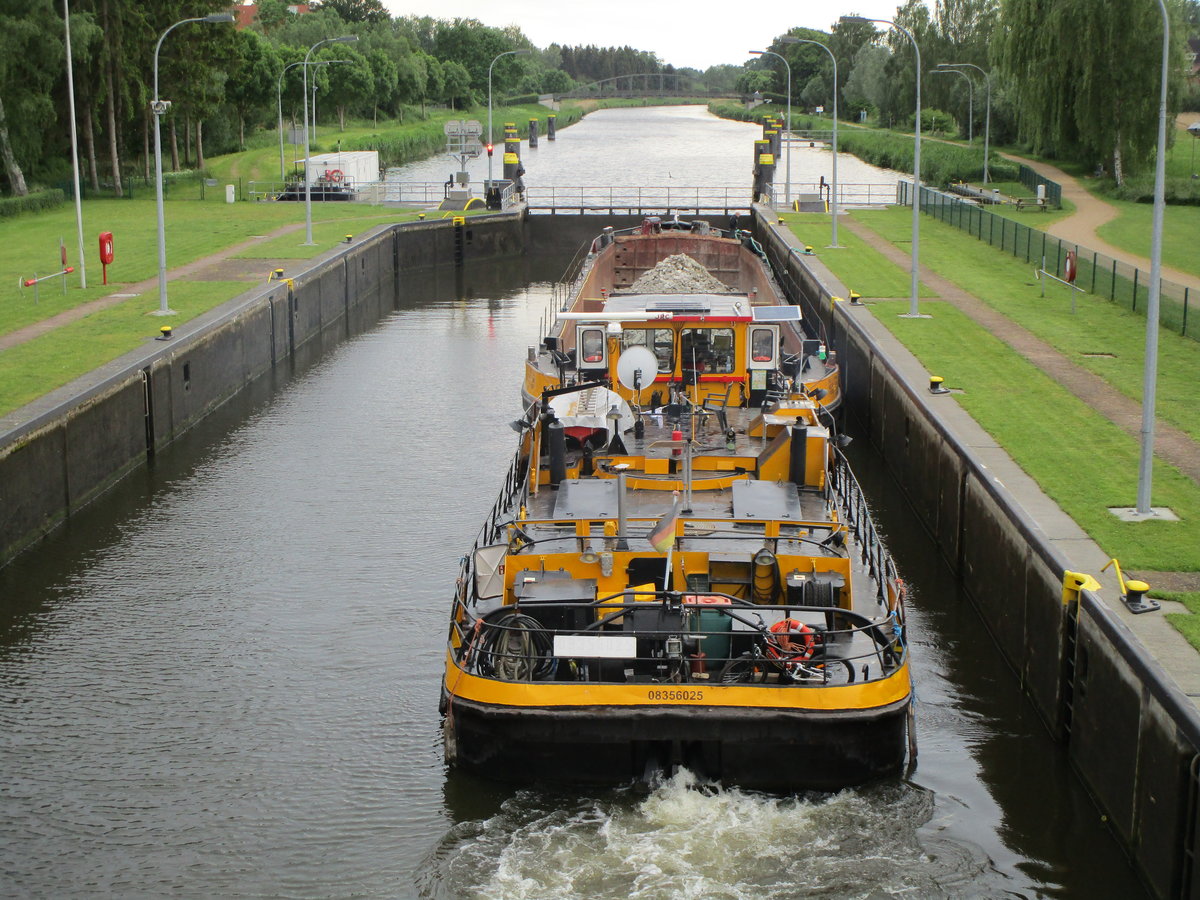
top-left (783, 206), bottom-right (1200, 643)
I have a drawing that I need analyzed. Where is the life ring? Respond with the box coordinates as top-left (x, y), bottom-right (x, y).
top-left (768, 618), bottom-right (815, 660)
top-left (326, 168), bottom-right (344, 184)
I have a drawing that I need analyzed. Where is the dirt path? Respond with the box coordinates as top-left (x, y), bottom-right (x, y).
top-left (0, 222), bottom-right (305, 352)
top-left (841, 215), bottom-right (1200, 488)
top-left (999, 151), bottom-right (1200, 293)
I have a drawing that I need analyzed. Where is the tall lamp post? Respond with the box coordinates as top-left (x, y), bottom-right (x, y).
top-left (303, 35), bottom-right (358, 246)
top-left (64, 0), bottom-right (86, 288)
top-left (1133, 0), bottom-right (1170, 516)
top-left (938, 62), bottom-right (990, 183)
top-left (930, 67), bottom-right (972, 143)
top-left (487, 49), bottom-right (530, 191)
top-left (278, 59), bottom-right (346, 181)
top-left (749, 49), bottom-right (792, 207)
top-left (153, 12), bottom-right (234, 316)
top-left (842, 15), bottom-right (924, 317)
top-left (781, 36), bottom-right (841, 247)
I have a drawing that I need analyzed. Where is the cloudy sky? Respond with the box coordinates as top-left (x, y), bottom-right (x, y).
top-left (379, 1), bottom-right (921, 71)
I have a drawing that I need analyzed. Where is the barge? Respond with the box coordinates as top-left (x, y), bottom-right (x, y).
top-left (442, 218), bottom-right (912, 790)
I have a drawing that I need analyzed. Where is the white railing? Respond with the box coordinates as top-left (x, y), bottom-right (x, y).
top-left (244, 180), bottom-right (898, 211)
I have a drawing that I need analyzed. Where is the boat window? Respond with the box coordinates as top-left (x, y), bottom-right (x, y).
top-left (681, 328), bottom-right (735, 374)
top-left (580, 328), bottom-right (606, 365)
top-left (751, 327), bottom-right (775, 363)
top-left (621, 328), bottom-right (674, 372)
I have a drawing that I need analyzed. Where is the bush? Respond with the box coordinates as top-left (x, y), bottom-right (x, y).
top-left (0, 188), bottom-right (66, 219)
top-left (1109, 175), bottom-right (1200, 205)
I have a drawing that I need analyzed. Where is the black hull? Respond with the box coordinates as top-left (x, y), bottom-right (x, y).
top-left (444, 695), bottom-right (910, 791)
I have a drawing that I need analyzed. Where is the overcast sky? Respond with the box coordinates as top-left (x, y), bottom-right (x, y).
top-left (379, 1), bottom-right (922, 72)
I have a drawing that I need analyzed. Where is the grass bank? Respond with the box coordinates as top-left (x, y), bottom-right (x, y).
top-left (783, 206), bottom-right (1199, 608)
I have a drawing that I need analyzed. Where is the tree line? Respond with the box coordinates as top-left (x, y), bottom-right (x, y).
top-left (2, 0), bottom-right (1198, 199)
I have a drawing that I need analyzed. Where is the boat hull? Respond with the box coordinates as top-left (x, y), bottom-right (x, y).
top-left (443, 693), bottom-right (910, 791)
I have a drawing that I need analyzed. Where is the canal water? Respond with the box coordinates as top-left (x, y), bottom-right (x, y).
top-left (0, 107), bottom-right (1146, 898)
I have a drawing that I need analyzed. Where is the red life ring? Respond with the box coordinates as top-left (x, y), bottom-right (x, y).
top-left (326, 168), bottom-right (344, 184)
top-left (768, 618), bottom-right (815, 660)
top-left (1064, 250), bottom-right (1077, 284)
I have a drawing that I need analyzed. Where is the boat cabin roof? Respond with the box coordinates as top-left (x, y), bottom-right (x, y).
top-left (577, 295), bottom-right (802, 323)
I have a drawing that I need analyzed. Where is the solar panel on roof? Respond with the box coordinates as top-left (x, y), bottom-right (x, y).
top-left (752, 306), bottom-right (803, 322)
top-left (646, 298), bottom-right (712, 314)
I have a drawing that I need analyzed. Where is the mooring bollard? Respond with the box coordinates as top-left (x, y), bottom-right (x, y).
top-left (528, 118), bottom-right (538, 148)
top-left (156, 325), bottom-right (173, 341)
top-left (547, 114), bottom-right (556, 141)
top-left (929, 376), bottom-right (949, 394)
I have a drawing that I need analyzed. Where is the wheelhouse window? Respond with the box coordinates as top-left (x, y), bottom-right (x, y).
top-left (751, 327), bottom-right (774, 363)
top-left (621, 328), bottom-right (674, 373)
top-left (680, 327), bottom-right (735, 374)
top-left (580, 328), bottom-right (606, 365)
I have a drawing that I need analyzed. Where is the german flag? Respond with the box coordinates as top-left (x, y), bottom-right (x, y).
top-left (647, 498), bottom-right (681, 552)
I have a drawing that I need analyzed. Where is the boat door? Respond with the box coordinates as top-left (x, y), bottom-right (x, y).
top-left (576, 324), bottom-right (609, 377)
top-left (747, 323), bottom-right (779, 406)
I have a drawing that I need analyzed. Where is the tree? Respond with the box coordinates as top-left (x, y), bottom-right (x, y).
top-left (441, 59), bottom-right (472, 109)
top-left (842, 43), bottom-right (889, 114)
top-left (226, 29), bottom-right (280, 148)
top-left (316, 0), bottom-right (388, 24)
top-left (996, 0), bottom-right (1186, 179)
top-left (321, 46), bottom-right (372, 130)
top-left (0, 0), bottom-right (64, 195)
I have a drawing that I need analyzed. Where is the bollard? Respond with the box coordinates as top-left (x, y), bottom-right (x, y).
top-left (849, 290), bottom-right (863, 306)
top-left (528, 118), bottom-right (538, 148)
top-left (345, 234), bottom-right (352, 243)
top-left (929, 376), bottom-right (949, 394)
top-left (156, 325), bottom-right (173, 341)
top-left (547, 114), bottom-right (556, 141)
top-left (503, 151), bottom-right (520, 183)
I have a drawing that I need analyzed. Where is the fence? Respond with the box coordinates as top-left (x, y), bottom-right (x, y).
top-left (1016, 163), bottom-right (1063, 208)
top-left (898, 181), bottom-right (1195, 340)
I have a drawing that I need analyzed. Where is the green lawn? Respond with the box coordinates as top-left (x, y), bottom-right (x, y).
top-left (0, 198), bottom-right (411, 338)
top-left (1095, 200), bottom-right (1200, 279)
top-left (872, 299), bottom-right (1198, 573)
top-left (847, 207), bottom-right (1200, 443)
top-left (0, 280), bottom-right (246, 415)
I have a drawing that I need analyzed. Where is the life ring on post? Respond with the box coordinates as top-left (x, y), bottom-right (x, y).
top-left (768, 618), bottom-right (815, 660)
top-left (326, 169), bottom-right (344, 184)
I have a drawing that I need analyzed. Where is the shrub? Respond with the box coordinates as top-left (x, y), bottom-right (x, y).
top-left (0, 188), bottom-right (66, 219)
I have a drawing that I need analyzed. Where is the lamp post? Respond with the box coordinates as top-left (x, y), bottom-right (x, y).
top-left (938, 62), bottom-right (990, 183)
top-left (842, 15), bottom-right (924, 317)
top-left (487, 49), bottom-right (530, 191)
top-left (781, 36), bottom-right (840, 247)
top-left (64, 0), bottom-right (86, 288)
top-left (1134, 0), bottom-right (1170, 516)
top-left (1188, 121), bottom-right (1200, 178)
top-left (749, 49), bottom-right (791, 207)
top-left (930, 67), bottom-right (971, 143)
top-left (303, 35), bottom-right (357, 246)
top-left (278, 59), bottom-right (346, 182)
top-left (153, 12), bottom-right (234, 316)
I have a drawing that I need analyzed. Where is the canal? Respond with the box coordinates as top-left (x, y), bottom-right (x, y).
top-left (0, 106), bottom-right (1147, 898)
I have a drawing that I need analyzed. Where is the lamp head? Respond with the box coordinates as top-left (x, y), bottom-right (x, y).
top-left (839, 15), bottom-right (871, 24)
top-left (204, 12), bottom-right (235, 22)
top-left (332, 35), bottom-right (359, 44)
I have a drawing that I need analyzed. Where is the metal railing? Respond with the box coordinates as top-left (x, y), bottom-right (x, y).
top-left (767, 181), bottom-right (900, 209)
top-left (523, 185), bottom-right (752, 215)
top-left (899, 181), bottom-right (1196, 340)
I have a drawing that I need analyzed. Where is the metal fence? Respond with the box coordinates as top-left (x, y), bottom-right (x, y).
top-left (898, 181), bottom-right (1195, 340)
top-left (1016, 163), bottom-right (1063, 208)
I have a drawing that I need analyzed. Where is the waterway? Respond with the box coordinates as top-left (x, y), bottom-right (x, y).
top-left (0, 106), bottom-right (1147, 898)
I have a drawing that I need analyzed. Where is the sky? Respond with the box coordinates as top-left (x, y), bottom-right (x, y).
top-left (379, 1), bottom-right (924, 72)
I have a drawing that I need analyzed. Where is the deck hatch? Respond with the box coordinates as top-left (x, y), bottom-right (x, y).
top-left (553, 479), bottom-right (619, 519)
top-left (731, 481), bottom-right (803, 520)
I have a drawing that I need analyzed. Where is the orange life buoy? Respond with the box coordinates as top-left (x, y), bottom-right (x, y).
top-left (768, 618), bottom-right (815, 660)
top-left (326, 168), bottom-right (344, 184)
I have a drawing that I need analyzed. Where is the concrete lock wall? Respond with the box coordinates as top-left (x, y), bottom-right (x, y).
top-left (753, 207), bottom-right (1200, 899)
top-left (0, 214), bottom-right (520, 568)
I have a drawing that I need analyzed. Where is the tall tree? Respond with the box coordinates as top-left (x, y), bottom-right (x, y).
top-left (0, 0), bottom-right (63, 195)
top-left (996, 0), bottom-right (1186, 178)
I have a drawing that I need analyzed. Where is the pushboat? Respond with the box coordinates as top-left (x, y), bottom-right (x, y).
top-left (442, 217), bottom-right (912, 790)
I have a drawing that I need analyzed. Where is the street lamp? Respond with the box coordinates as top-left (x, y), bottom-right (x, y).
top-left (1188, 121), bottom-right (1200, 178)
top-left (749, 49), bottom-right (792, 208)
top-left (488, 49), bottom-right (530, 191)
top-left (64, 0), bottom-right (86, 288)
top-left (842, 15), bottom-right (924, 317)
top-left (781, 36), bottom-right (841, 247)
top-left (278, 59), bottom-right (347, 181)
top-left (938, 63), bottom-right (991, 183)
top-left (930, 67), bottom-right (971, 143)
top-left (303, 35), bottom-right (358, 246)
top-left (1134, 0), bottom-right (1170, 516)
top-left (152, 12), bottom-right (234, 316)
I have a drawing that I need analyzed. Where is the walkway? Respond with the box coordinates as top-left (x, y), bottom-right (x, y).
top-left (1000, 151), bottom-right (1200, 294)
top-left (840, 214), bottom-right (1200, 591)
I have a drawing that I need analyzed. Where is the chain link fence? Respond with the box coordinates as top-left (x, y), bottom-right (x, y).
top-left (899, 181), bottom-right (1195, 340)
